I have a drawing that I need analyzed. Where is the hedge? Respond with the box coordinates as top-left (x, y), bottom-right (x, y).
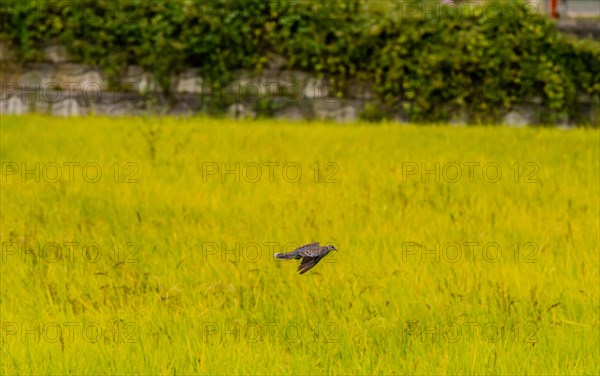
top-left (1, 0), bottom-right (599, 122)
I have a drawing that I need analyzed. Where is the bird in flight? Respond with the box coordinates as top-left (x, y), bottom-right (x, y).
top-left (274, 242), bottom-right (337, 274)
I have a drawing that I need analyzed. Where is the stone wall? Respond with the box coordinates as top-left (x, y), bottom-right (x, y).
top-left (557, 18), bottom-right (600, 39)
top-left (1, 42), bottom-right (598, 126)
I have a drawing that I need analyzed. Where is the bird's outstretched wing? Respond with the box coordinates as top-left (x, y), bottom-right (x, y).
top-left (294, 242), bottom-right (320, 253)
top-left (297, 255), bottom-right (323, 274)
top-left (302, 247), bottom-right (326, 257)
top-left (274, 242), bottom-right (320, 260)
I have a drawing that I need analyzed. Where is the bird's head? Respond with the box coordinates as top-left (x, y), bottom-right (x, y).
top-left (325, 245), bottom-right (337, 252)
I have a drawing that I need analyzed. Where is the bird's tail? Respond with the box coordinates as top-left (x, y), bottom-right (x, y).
top-left (274, 252), bottom-right (296, 260)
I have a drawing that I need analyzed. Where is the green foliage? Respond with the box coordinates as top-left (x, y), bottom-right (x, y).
top-left (1, 0), bottom-right (598, 121)
top-left (359, 102), bottom-right (386, 122)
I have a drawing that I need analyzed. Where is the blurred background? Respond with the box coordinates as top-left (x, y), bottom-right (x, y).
top-left (1, 0), bottom-right (598, 126)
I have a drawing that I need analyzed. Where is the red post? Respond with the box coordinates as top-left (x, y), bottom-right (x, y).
top-left (550, 0), bottom-right (560, 19)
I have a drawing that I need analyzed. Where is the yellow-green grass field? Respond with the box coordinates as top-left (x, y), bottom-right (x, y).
top-left (1, 115), bottom-right (598, 374)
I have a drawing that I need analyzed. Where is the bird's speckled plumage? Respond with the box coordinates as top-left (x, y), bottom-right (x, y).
top-left (275, 242), bottom-right (337, 274)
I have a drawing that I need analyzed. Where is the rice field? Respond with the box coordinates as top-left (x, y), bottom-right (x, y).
top-left (1, 115), bottom-right (598, 374)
